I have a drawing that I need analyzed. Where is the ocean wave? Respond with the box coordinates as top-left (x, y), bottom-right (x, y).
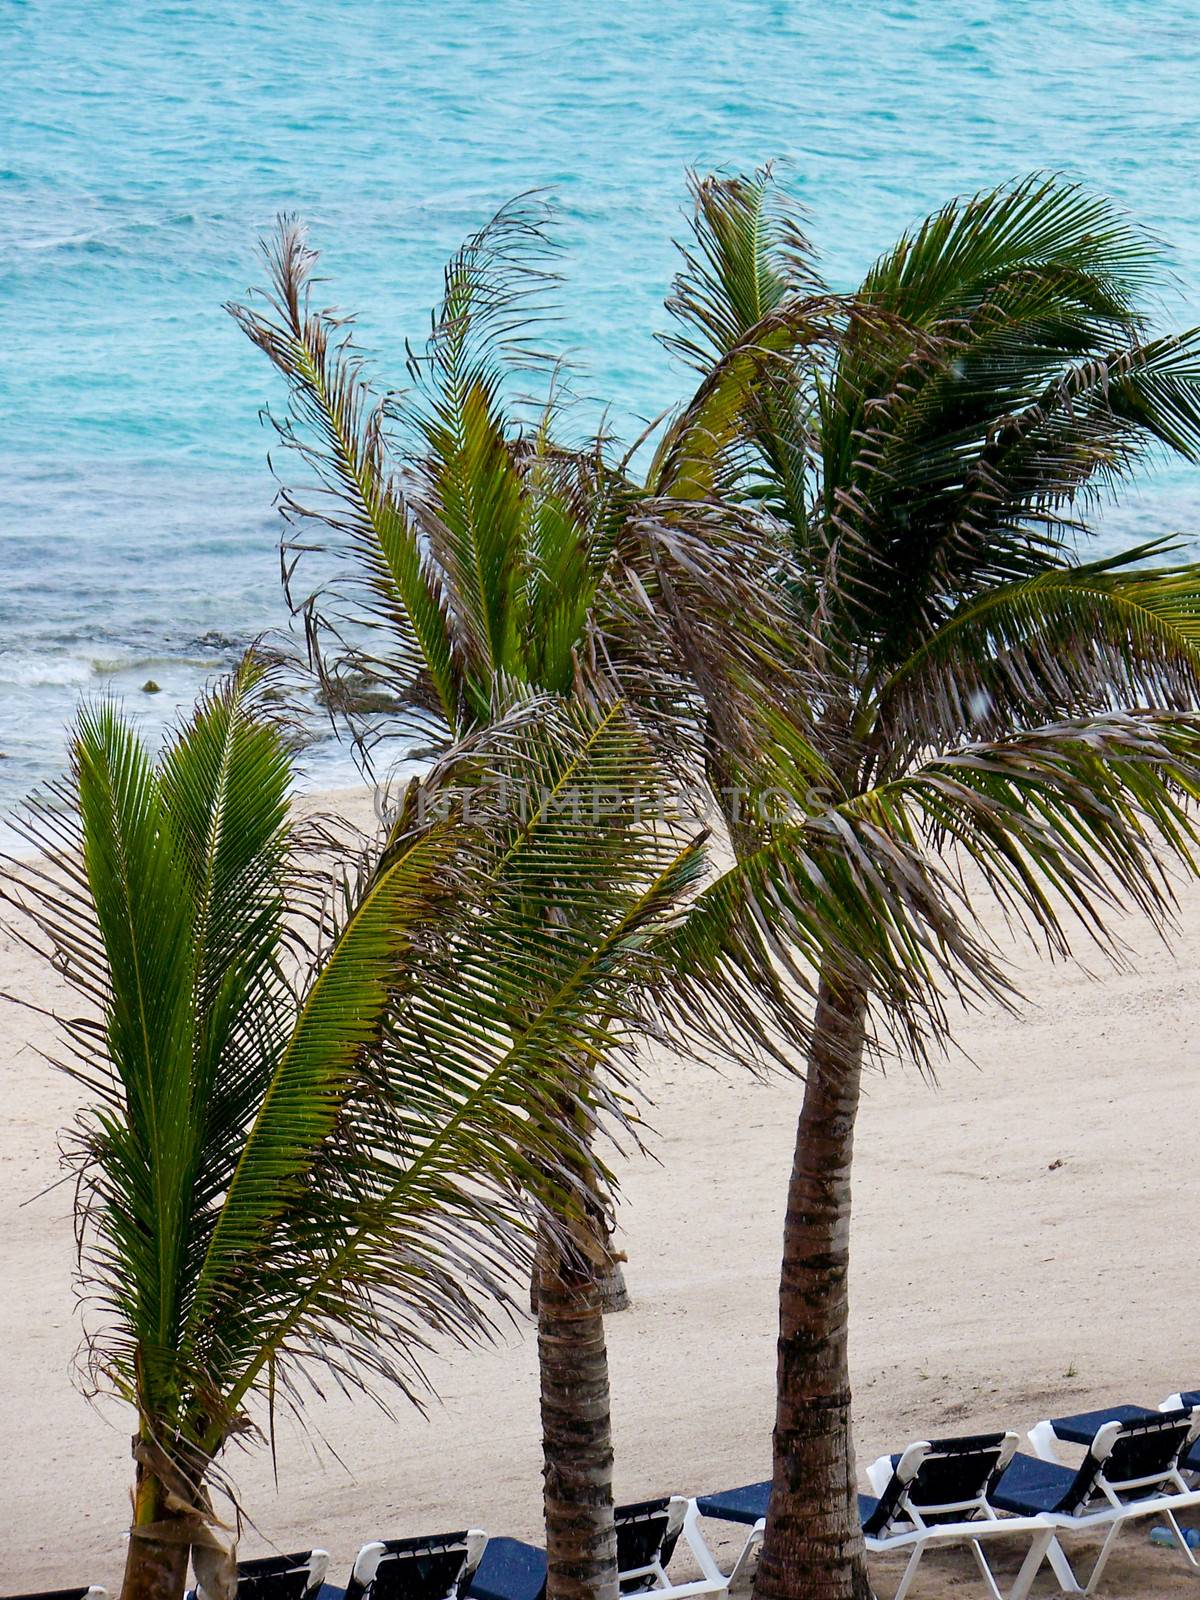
top-left (88, 651), bottom-right (231, 677)
top-left (8, 229), bottom-right (113, 252)
top-left (3, 209), bottom-right (208, 260)
top-left (0, 655), bottom-right (95, 690)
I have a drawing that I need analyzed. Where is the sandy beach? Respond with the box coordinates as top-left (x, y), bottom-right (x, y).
top-left (3, 784), bottom-right (1198, 1598)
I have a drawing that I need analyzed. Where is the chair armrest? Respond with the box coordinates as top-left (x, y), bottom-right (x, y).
top-left (307, 1552), bottom-right (331, 1597)
top-left (865, 1454), bottom-right (893, 1496)
top-left (1027, 1420), bottom-right (1061, 1462)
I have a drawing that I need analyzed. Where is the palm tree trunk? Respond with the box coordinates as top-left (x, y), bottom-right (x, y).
top-left (119, 1457), bottom-right (193, 1600)
top-left (752, 972), bottom-right (871, 1600)
top-left (536, 1217), bottom-right (619, 1600)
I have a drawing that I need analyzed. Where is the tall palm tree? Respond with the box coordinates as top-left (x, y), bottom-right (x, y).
top-left (2, 661), bottom-right (717, 1600)
top-left (228, 209), bottom-right (811, 1600)
top-left (662, 170), bottom-right (1200, 1600)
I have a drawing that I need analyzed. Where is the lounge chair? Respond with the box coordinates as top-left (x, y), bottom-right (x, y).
top-left (191, 1552), bottom-right (329, 1600)
top-left (694, 1435), bottom-right (1060, 1600)
top-left (1031, 1394), bottom-right (1200, 1476)
top-left (325, 1532), bottom-right (488, 1600)
top-left (467, 1498), bottom-right (725, 1600)
top-left (994, 1407), bottom-right (1200, 1592)
top-left (1030, 1391), bottom-right (1200, 1471)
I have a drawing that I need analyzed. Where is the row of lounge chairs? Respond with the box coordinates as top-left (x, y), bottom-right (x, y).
top-left (20, 1389), bottom-right (1200, 1600)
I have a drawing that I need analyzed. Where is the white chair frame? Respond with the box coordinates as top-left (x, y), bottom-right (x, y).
top-left (1025, 1411), bottom-right (1200, 1593)
top-left (629, 1498), bottom-right (731, 1600)
top-left (862, 1442), bottom-right (1058, 1600)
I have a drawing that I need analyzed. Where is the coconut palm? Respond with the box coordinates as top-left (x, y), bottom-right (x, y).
top-left (662, 170), bottom-right (1200, 1600)
top-left (228, 209), bottom-right (816, 1600)
top-left (2, 660), bottom-right (725, 1600)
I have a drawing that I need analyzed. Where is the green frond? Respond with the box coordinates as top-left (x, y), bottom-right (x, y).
top-left (653, 795), bottom-right (1008, 1076)
top-left (859, 174), bottom-right (1159, 330)
top-left (516, 436), bottom-right (606, 693)
top-left (158, 654), bottom-right (292, 1015)
top-left (8, 669), bottom-right (677, 1486)
top-left (227, 222), bottom-right (460, 729)
top-left (663, 166), bottom-right (823, 370)
top-left (70, 702), bottom-right (203, 1410)
top-left (646, 306), bottom-right (831, 502)
top-left (186, 820), bottom-right (464, 1344)
top-left (233, 205), bottom-right (608, 740)
top-left (803, 176), bottom-right (1200, 656)
top-left (397, 196), bottom-right (565, 714)
top-left (869, 552), bottom-right (1200, 756)
top-left (852, 713), bottom-right (1200, 965)
top-left (8, 656), bottom-right (749, 1496)
top-left (205, 693), bottom-right (715, 1427)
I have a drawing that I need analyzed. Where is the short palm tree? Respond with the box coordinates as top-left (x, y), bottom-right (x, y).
top-left (3, 660), bottom-right (717, 1600)
top-left (663, 171), bottom-right (1200, 1600)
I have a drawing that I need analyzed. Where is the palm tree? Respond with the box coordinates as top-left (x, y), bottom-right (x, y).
top-left (661, 171), bottom-right (1200, 1600)
top-left (228, 209), bottom-right (809, 1600)
top-left (2, 661), bottom-right (716, 1600)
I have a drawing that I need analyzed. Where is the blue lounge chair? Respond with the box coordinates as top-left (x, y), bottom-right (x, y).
top-left (191, 1552), bottom-right (329, 1600)
top-left (325, 1532), bottom-right (487, 1600)
top-left (1031, 1392), bottom-right (1200, 1473)
top-left (996, 1408), bottom-right (1200, 1593)
top-left (467, 1499), bottom-right (725, 1600)
top-left (694, 1435), bottom-right (1059, 1600)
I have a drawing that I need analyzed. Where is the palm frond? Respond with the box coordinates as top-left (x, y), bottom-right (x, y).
top-left (4, 670), bottom-right (655, 1493)
top-left (515, 429), bottom-right (607, 695)
top-left (200, 692), bottom-right (713, 1431)
top-left (591, 492), bottom-right (812, 778)
top-left (227, 222), bottom-right (460, 729)
top-left (858, 174), bottom-right (1158, 330)
top-left (650, 169), bottom-right (833, 506)
top-left (184, 818), bottom-right (465, 1369)
top-left (646, 309), bottom-right (831, 504)
top-left (663, 166), bottom-right (823, 370)
top-left (867, 550), bottom-right (1200, 759)
top-left (853, 712), bottom-right (1200, 965)
top-left (809, 177), bottom-right (1200, 657)
top-left (399, 199), bottom-right (563, 709)
top-left (69, 701), bottom-right (202, 1411)
top-left (651, 789), bottom-right (1008, 1077)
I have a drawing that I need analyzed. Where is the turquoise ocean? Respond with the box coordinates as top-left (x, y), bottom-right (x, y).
top-left (3, 0), bottom-right (1200, 814)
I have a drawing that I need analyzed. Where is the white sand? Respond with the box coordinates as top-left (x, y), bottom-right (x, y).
top-left (3, 784), bottom-right (1198, 1598)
